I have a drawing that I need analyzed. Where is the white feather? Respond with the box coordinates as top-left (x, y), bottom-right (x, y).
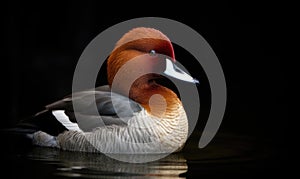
top-left (52, 110), bottom-right (82, 132)
top-left (57, 106), bottom-right (188, 154)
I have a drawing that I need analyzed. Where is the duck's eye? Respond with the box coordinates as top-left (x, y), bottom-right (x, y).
top-left (149, 50), bottom-right (156, 56)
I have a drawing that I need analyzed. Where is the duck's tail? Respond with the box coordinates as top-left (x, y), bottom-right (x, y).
top-left (15, 110), bottom-right (68, 136)
top-left (0, 110), bottom-right (67, 147)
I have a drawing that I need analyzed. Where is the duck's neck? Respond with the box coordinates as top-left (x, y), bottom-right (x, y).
top-left (129, 81), bottom-right (182, 118)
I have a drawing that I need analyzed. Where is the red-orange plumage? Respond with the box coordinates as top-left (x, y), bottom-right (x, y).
top-left (106, 28), bottom-right (180, 117)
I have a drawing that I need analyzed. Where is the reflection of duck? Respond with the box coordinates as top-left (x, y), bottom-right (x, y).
top-left (27, 147), bottom-right (187, 178)
top-left (18, 27), bottom-right (199, 153)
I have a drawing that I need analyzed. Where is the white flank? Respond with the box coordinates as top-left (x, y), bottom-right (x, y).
top-left (52, 110), bottom-right (82, 131)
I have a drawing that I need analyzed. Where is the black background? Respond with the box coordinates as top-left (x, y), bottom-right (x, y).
top-left (2, 1), bottom-right (287, 177)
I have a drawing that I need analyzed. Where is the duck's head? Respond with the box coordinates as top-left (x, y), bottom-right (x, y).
top-left (107, 27), bottom-right (198, 113)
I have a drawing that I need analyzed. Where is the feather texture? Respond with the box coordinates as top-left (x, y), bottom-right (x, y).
top-left (57, 104), bottom-right (188, 153)
top-left (28, 27), bottom-right (191, 154)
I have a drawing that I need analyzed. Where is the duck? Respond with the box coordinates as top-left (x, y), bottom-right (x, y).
top-left (16, 27), bottom-right (199, 154)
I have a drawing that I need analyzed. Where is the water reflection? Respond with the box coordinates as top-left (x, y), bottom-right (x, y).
top-left (27, 148), bottom-right (187, 178)
top-left (2, 132), bottom-right (270, 178)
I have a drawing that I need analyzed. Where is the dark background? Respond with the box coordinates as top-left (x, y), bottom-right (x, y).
top-left (2, 1), bottom-right (287, 177)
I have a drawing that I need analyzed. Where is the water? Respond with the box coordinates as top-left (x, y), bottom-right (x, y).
top-left (26, 149), bottom-right (188, 178)
top-left (2, 133), bottom-right (276, 178)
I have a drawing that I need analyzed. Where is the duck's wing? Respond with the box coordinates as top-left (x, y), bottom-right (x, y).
top-left (17, 85), bottom-right (142, 135)
top-left (47, 85), bottom-right (142, 131)
top-left (46, 86), bottom-right (142, 117)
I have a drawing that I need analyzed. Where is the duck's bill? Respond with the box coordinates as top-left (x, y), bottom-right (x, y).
top-left (163, 58), bottom-right (199, 84)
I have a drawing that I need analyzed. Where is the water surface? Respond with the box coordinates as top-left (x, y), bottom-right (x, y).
top-left (2, 133), bottom-right (277, 178)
